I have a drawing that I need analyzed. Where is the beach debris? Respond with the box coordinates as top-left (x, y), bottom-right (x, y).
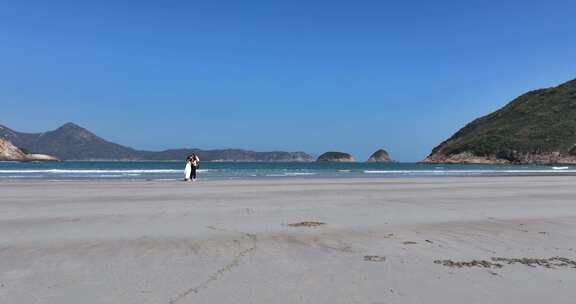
top-left (288, 221), bottom-right (326, 228)
top-left (435, 257), bottom-right (576, 270)
top-left (434, 259), bottom-right (504, 269)
top-left (364, 255), bottom-right (386, 262)
top-left (491, 257), bottom-right (576, 269)
top-left (403, 241), bottom-right (418, 245)
top-left (425, 240), bottom-right (434, 244)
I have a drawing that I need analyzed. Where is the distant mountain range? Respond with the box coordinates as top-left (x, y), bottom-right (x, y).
top-left (0, 123), bottom-right (314, 162)
top-left (424, 78), bottom-right (576, 164)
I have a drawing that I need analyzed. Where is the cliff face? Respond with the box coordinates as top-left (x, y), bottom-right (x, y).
top-left (317, 152), bottom-right (354, 162)
top-left (424, 79), bottom-right (576, 164)
top-left (0, 138), bottom-right (27, 161)
top-left (0, 139), bottom-right (58, 162)
top-left (367, 149), bottom-right (394, 163)
top-left (0, 123), bottom-right (314, 162)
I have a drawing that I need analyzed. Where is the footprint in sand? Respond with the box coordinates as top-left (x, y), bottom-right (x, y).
top-left (287, 221), bottom-right (326, 227)
top-left (364, 255), bottom-right (386, 262)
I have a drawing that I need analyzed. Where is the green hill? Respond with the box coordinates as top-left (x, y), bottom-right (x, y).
top-left (317, 152), bottom-right (354, 162)
top-left (367, 149), bottom-right (394, 163)
top-left (425, 79), bottom-right (576, 164)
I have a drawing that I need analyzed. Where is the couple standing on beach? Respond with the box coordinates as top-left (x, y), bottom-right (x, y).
top-left (184, 154), bottom-right (200, 182)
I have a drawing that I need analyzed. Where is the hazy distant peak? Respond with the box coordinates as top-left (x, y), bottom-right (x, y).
top-left (0, 124), bottom-right (19, 140)
top-left (0, 124), bottom-right (14, 131)
top-left (52, 122), bottom-right (99, 140)
top-left (58, 122), bottom-right (84, 131)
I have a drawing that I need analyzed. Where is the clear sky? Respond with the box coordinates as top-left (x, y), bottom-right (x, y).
top-left (1, 0), bottom-right (575, 161)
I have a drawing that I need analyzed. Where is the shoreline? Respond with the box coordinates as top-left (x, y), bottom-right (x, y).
top-left (3, 171), bottom-right (576, 183)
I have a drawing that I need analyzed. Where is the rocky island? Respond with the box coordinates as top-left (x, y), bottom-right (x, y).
top-left (366, 149), bottom-right (395, 163)
top-left (317, 152), bottom-right (354, 162)
top-left (424, 78), bottom-right (576, 164)
top-left (0, 138), bottom-right (58, 162)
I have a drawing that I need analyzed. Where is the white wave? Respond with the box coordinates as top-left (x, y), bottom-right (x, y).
top-left (82, 175), bottom-right (126, 178)
top-left (0, 169), bottom-right (181, 174)
top-left (364, 170), bottom-right (387, 174)
top-left (264, 172), bottom-right (318, 177)
top-left (553, 167), bottom-right (570, 170)
top-left (364, 169), bottom-right (576, 174)
top-left (364, 170), bottom-right (411, 174)
top-left (284, 172), bottom-right (317, 176)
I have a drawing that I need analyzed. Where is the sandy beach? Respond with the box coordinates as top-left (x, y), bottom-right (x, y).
top-left (1, 176), bottom-right (576, 303)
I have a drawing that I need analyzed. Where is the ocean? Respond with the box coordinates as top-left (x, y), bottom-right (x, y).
top-left (0, 161), bottom-right (575, 181)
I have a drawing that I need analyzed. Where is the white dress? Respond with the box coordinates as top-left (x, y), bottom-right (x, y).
top-left (184, 161), bottom-right (192, 180)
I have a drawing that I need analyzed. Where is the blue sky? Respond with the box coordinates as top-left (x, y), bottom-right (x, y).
top-left (1, 0), bottom-right (575, 161)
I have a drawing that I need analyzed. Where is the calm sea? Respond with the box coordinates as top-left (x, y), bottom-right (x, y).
top-left (0, 161), bottom-right (575, 181)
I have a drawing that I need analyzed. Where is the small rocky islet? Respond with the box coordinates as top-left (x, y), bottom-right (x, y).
top-left (316, 149), bottom-right (395, 163)
top-left (317, 151), bottom-right (355, 163)
top-left (367, 149), bottom-right (395, 163)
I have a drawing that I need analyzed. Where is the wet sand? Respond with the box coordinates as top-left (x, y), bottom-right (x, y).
top-left (1, 177), bottom-right (576, 303)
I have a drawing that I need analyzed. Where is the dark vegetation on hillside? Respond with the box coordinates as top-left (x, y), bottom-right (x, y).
top-left (428, 79), bottom-right (576, 162)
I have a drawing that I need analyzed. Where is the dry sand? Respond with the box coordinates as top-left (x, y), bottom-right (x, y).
top-left (1, 176), bottom-right (576, 303)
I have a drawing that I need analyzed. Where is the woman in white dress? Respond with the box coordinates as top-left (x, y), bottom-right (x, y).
top-left (184, 157), bottom-right (192, 181)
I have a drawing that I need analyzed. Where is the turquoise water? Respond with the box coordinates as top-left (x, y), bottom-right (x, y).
top-left (0, 162), bottom-right (575, 181)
